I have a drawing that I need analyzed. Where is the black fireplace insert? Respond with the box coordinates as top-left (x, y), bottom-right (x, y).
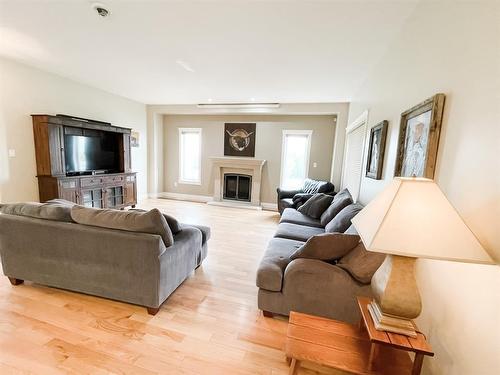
top-left (223, 174), bottom-right (252, 202)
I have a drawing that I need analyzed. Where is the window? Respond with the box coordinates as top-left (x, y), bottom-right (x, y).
top-left (280, 130), bottom-right (312, 190)
top-left (179, 128), bottom-right (202, 184)
top-left (341, 111), bottom-right (368, 201)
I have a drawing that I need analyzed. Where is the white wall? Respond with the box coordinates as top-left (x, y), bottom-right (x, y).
top-left (162, 114), bottom-right (337, 204)
top-left (0, 58), bottom-right (148, 202)
top-left (347, 1), bottom-right (500, 374)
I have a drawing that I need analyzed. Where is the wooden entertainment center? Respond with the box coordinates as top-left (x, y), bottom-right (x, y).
top-left (32, 114), bottom-right (137, 209)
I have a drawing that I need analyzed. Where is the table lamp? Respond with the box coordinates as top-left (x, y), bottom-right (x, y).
top-left (352, 177), bottom-right (494, 337)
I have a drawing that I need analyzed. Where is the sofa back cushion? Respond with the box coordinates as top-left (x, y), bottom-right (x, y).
top-left (0, 202), bottom-right (74, 222)
top-left (297, 193), bottom-right (334, 219)
top-left (320, 189), bottom-right (353, 226)
top-left (325, 203), bottom-right (363, 233)
top-left (71, 206), bottom-right (174, 247)
top-left (337, 242), bottom-right (385, 284)
top-left (129, 208), bottom-right (182, 234)
top-left (290, 232), bottom-right (360, 261)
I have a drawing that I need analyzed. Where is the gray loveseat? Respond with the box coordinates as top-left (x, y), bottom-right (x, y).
top-left (257, 191), bottom-right (384, 324)
top-left (0, 201), bottom-right (209, 315)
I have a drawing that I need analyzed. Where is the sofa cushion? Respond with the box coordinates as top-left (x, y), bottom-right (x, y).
top-left (71, 206), bottom-right (174, 247)
top-left (325, 203), bottom-right (363, 233)
top-left (297, 193), bottom-right (334, 219)
top-left (279, 208), bottom-right (323, 228)
top-left (290, 233), bottom-right (361, 261)
top-left (337, 242), bottom-right (385, 284)
top-left (274, 222), bottom-right (325, 242)
top-left (320, 189), bottom-right (353, 226)
top-left (130, 208), bottom-right (182, 234)
top-left (0, 202), bottom-right (74, 222)
top-left (256, 237), bottom-right (305, 292)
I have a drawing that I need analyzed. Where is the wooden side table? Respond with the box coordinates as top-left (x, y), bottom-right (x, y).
top-left (285, 297), bottom-right (434, 375)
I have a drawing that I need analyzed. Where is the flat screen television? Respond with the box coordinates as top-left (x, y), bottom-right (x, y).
top-left (64, 131), bottom-right (121, 175)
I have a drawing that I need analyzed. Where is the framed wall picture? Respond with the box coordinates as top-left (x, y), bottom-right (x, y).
top-left (366, 120), bottom-right (388, 180)
top-left (131, 131), bottom-right (140, 147)
top-left (224, 123), bottom-right (256, 157)
top-left (394, 93), bottom-right (445, 179)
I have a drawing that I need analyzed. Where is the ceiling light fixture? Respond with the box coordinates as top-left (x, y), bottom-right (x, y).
top-left (176, 60), bottom-right (195, 72)
top-left (197, 103), bottom-right (280, 109)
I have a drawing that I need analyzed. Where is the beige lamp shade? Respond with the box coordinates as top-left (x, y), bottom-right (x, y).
top-left (352, 177), bottom-right (493, 264)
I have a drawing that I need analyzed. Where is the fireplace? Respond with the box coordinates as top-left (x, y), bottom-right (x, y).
top-left (223, 174), bottom-right (251, 202)
top-left (209, 157), bottom-right (266, 209)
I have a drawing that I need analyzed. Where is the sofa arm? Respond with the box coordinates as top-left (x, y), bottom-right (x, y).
top-left (277, 188), bottom-right (303, 199)
top-left (282, 258), bottom-right (372, 324)
top-left (292, 193), bottom-right (314, 204)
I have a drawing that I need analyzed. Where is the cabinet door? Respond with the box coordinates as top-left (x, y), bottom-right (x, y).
top-left (124, 182), bottom-right (136, 206)
top-left (59, 179), bottom-right (79, 203)
top-left (82, 188), bottom-right (104, 208)
top-left (48, 124), bottom-right (66, 176)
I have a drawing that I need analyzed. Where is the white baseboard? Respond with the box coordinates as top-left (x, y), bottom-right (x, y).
top-left (159, 192), bottom-right (213, 203)
top-left (261, 202), bottom-right (278, 212)
top-left (207, 200), bottom-right (262, 210)
top-left (151, 191), bottom-right (278, 212)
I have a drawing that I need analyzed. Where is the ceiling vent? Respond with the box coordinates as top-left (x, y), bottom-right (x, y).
top-left (91, 3), bottom-right (111, 18)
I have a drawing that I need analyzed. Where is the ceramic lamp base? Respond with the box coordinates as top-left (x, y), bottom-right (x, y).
top-left (371, 254), bottom-right (422, 319)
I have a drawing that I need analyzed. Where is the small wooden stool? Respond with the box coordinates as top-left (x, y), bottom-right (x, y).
top-left (285, 297), bottom-right (434, 375)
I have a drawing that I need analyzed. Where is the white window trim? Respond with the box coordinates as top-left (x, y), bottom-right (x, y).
top-left (280, 129), bottom-right (313, 189)
top-left (178, 127), bottom-right (202, 185)
top-left (341, 110), bottom-right (368, 201)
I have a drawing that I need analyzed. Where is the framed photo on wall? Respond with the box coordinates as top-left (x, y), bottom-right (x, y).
top-left (394, 93), bottom-right (445, 179)
top-left (224, 123), bottom-right (256, 157)
top-left (131, 131), bottom-right (140, 147)
top-left (366, 120), bottom-right (388, 180)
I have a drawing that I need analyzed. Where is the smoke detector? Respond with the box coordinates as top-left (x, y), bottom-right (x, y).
top-left (91, 3), bottom-right (111, 18)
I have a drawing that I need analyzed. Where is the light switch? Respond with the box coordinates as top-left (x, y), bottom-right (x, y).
top-left (8, 149), bottom-right (16, 158)
top-left (313, 162), bottom-right (317, 168)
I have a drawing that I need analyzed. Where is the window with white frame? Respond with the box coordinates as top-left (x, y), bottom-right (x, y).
top-left (280, 130), bottom-right (312, 190)
top-left (179, 128), bottom-right (202, 184)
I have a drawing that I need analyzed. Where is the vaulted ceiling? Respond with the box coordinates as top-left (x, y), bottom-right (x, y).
top-left (0, 0), bottom-right (418, 104)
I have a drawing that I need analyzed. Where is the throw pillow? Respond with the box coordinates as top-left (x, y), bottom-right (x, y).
top-left (337, 242), bottom-right (385, 284)
top-left (303, 179), bottom-right (320, 193)
top-left (71, 206), bottom-right (174, 247)
top-left (0, 202), bottom-right (74, 222)
top-left (297, 193), bottom-right (334, 219)
top-left (290, 232), bottom-right (361, 261)
top-left (129, 208), bottom-right (182, 234)
top-left (324, 203), bottom-right (363, 233)
top-left (320, 188), bottom-right (353, 226)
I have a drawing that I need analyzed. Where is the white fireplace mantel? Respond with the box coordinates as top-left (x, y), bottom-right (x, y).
top-left (209, 156), bottom-right (266, 208)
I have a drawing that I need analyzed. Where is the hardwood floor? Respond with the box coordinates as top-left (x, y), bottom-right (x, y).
top-left (0, 199), bottom-right (345, 374)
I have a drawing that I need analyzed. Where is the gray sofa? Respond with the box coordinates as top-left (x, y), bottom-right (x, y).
top-left (276, 178), bottom-right (335, 215)
top-left (257, 198), bottom-right (384, 324)
top-left (0, 202), bottom-right (209, 315)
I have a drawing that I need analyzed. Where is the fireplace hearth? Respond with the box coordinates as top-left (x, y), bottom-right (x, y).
top-left (224, 174), bottom-right (251, 202)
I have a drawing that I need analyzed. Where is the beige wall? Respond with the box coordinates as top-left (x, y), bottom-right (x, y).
top-left (162, 114), bottom-right (337, 204)
top-left (0, 58), bottom-right (148, 202)
top-left (347, 1), bottom-right (500, 374)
